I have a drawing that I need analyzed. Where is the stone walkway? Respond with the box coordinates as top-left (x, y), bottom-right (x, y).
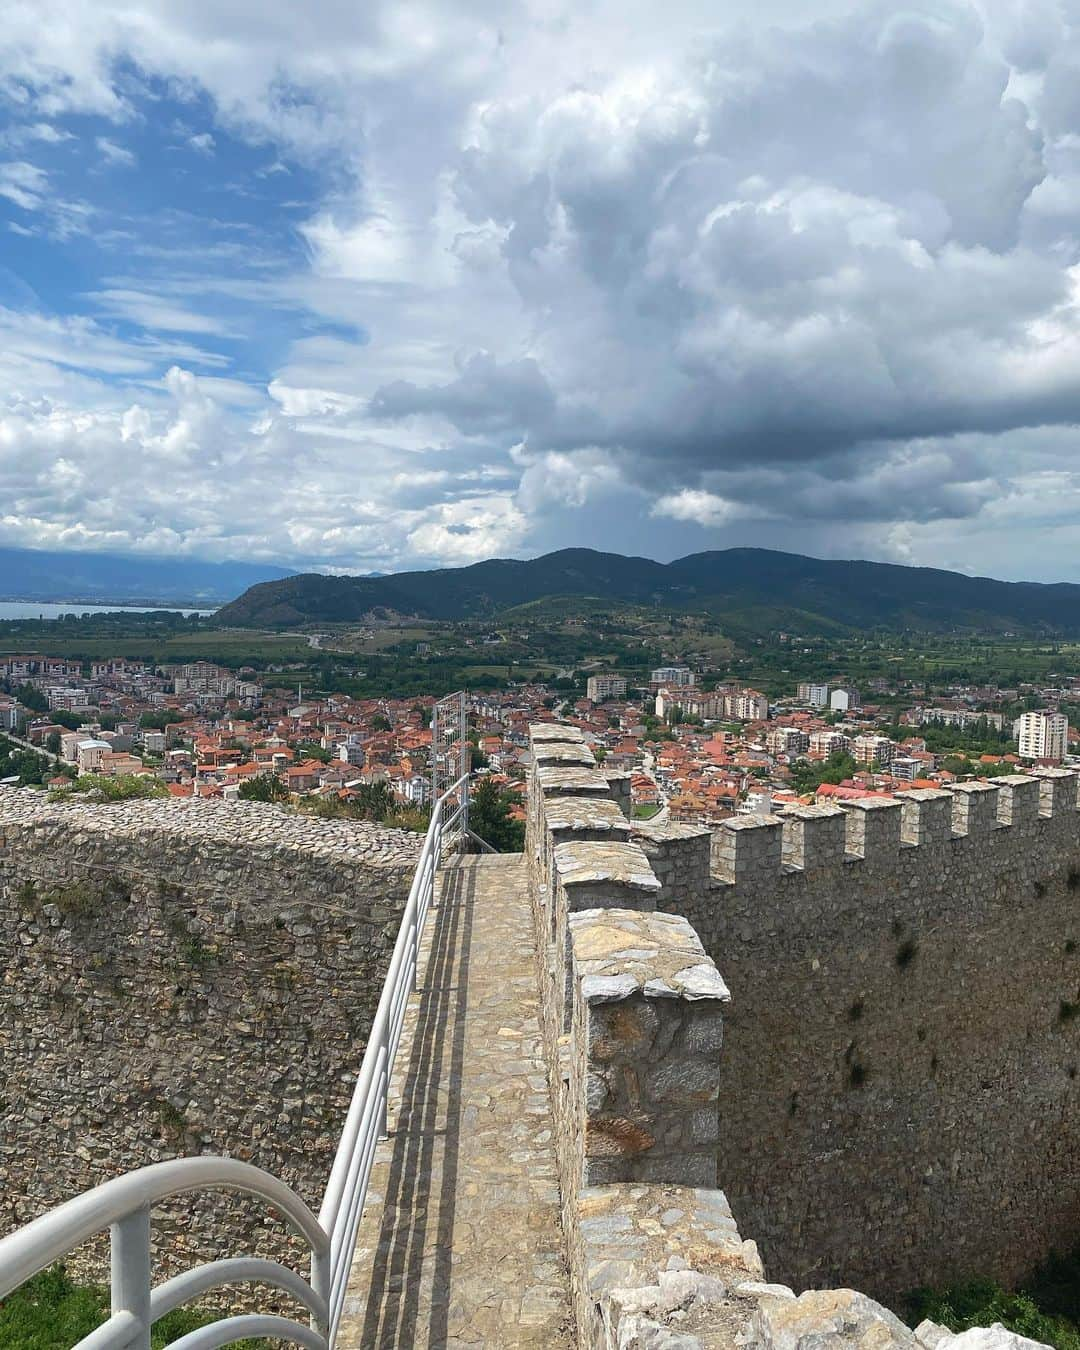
top-left (337, 853), bottom-right (574, 1349)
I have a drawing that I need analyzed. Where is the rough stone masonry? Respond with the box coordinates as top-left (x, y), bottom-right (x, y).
top-left (525, 721), bottom-right (1080, 1337)
top-left (0, 789), bottom-right (418, 1283)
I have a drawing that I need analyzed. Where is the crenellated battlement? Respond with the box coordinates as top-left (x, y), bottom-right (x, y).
top-left (708, 770), bottom-right (1080, 886)
top-left (526, 721), bottom-right (1080, 1337)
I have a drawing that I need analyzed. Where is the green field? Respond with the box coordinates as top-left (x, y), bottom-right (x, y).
top-left (3, 606), bottom-right (1080, 702)
top-left (0, 626), bottom-right (314, 667)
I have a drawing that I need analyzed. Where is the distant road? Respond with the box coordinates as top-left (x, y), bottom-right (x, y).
top-left (285, 631), bottom-right (351, 653)
top-left (4, 729), bottom-right (72, 767)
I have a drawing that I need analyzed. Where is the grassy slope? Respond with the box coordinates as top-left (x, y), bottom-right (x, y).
top-left (0, 1268), bottom-right (264, 1349)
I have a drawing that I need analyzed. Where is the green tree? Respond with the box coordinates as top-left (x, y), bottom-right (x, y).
top-left (55, 774), bottom-right (167, 802)
top-left (470, 776), bottom-right (525, 852)
top-left (0, 738), bottom-right (53, 786)
top-left (14, 683), bottom-right (47, 713)
top-left (789, 750), bottom-right (859, 796)
top-left (370, 714), bottom-right (392, 732)
top-left (239, 774), bottom-right (289, 803)
top-left (296, 742), bottom-right (332, 764)
top-left (353, 781), bottom-right (395, 820)
top-left (139, 711), bottom-right (186, 730)
top-left (45, 731), bottom-right (62, 756)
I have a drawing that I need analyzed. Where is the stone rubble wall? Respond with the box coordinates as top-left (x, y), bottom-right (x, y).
top-left (632, 820), bottom-right (713, 915)
top-left (525, 726), bottom-right (1070, 1348)
top-left (691, 767), bottom-right (1080, 1298)
top-left (565, 908), bottom-right (730, 1189)
top-left (0, 789), bottom-right (419, 1286)
top-left (526, 723), bottom-right (771, 1348)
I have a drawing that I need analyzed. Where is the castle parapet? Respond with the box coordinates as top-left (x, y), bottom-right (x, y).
top-left (631, 820), bottom-right (712, 912)
top-left (992, 773), bottom-right (1042, 827)
top-left (895, 788), bottom-right (953, 846)
top-left (604, 769), bottom-right (633, 817)
top-left (530, 722), bottom-right (587, 744)
top-left (563, 907), bottom-right (730, 1188)
top-left (1029, 767), bottom-right (1078, 819)
top-left (711, 814), bottom-right (783, 883)
top-left (536, 764), bottom-right (612, 798)
top-left (840, 798), bottom-right (902, 861)
top-left (533, 741), bottom-right (597, 769)
top-left (780, 804), bottom-right (847, 872)
top-left (947, 781), bottom-right (1000, 837)
top-left (553, 839), bottom-right (661, 912)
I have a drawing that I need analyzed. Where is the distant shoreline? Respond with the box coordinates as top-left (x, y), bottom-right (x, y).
top-left (0, 600), bottom-right (219, 613)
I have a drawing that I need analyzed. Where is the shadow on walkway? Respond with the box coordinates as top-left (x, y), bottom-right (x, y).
top-left (358, 861), bottom-right (476, 1349)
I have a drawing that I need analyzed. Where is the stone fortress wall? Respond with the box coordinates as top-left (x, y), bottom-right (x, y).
top-left (695, 774), bottom-right (1080, 1300)
top-left (4, 726), bottom-right (1080, 1347)
top-left (525, 722), bottom-right (1080, 1345)
top-left (0, 790), bottom-right (419, 1282)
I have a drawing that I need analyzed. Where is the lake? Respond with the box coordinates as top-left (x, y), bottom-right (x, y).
top-left (0, 602), bottom-right (216, 620)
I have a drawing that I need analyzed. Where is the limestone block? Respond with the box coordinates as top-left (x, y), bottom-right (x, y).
top-left (895, 788), bottom-right (953, 846)
top-left (929, 1326), bottom-right (1053, 1350)
top-left (947, 782), bottom-right (1000, 838)
top-left (568, 908), bottom-right (729, 1187)
top-left (538, 765), bottom-right (613, 799)
top-left (555, 840), bottom-right (662, 914)
top-left (990, 775), bottom-right (1040, 829)
top-left (711, 815), bottom-right (783, 884)
top-left (781, 805), bottom-right (848, 871)
top-left (529, 721), bottom-right (587, 745)
top-left (533, 742), bottom-right (597, 768)
top-left (841, 799), bottom-right (901, 861)
top-left (1028, 767), bottom-right (1078, 819)
top-left (750, 1288), bottom-right (920, 1350)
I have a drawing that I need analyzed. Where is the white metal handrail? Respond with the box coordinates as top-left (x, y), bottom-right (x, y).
top-left (318, 771), bottom-right (468, 1338)
top-left (0, 771), bottom-right (470, 1348)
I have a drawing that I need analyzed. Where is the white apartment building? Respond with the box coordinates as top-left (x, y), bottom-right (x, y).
top-left (829, 687), bottom-right (860, 713)
top-left (587, 674), bottom-right (627, 702)
top-left (738, 789), bottom-right (774, 816)
top-left (655, 690), bottom-right (722, 720)
top-left (809, 730), bottom-right (851, 757)
top-left (75, 739), bottom-right (111, 773)
top-left (336, 737), bottom-right (366, 767)
top-left (655, 687), bottom-right (766, 722)
top-left (853, 735), bottom-right (894, 766)
top-left (1016, 710), bottom-right (1068, 762)
top-left (766, 727), bottom-right (811, 756)
top-left (796, 682), bottom-right (829, 707)
top-left (728, 690), bottom-right (769, 722)
top-left (650, 666), bottom-right (695, 688)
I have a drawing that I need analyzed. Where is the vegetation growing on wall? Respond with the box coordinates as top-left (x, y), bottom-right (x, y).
top-left (906, 1246), bottom-right (1080, 1350)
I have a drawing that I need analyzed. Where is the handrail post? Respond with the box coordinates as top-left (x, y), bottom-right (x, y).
top-left (111, 1204), bottom-right (151, 1349)
top-left (310, 1243), bottom-right (331, 1341)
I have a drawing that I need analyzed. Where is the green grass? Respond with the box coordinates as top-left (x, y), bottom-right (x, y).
top-left (632, 803), bottom-right (662, 820)
top-left (0, 1266), bottom-right (266, 1348)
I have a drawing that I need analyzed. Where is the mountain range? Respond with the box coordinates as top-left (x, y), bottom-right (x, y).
top-left (213, 547), bottom-right (1080, 634)
top-left (0, 547), bottom-right (295, 606)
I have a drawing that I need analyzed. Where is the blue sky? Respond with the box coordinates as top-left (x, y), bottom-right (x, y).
top-left (6, 1), bottom-right (1080, 582)
top-left (1, 79), bottom-right (349, 385)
